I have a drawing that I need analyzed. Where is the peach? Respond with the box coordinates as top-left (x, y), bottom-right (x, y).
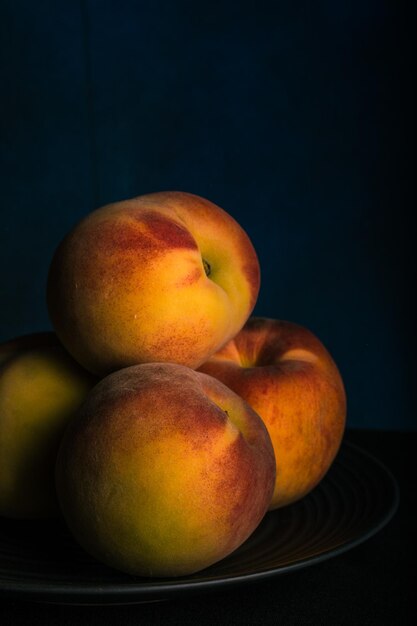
top-left (55, 362), bottom-right (275, 577)
top-left (198, 318), bottom-right (346, 509)
top-left (47, 191), bottom-right (260, 375)
top-left (0, 333), bottom-right (96, 518)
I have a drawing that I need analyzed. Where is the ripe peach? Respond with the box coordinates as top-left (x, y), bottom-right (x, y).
top-left (0, 333), bottom-right (96, 518)
top-left (47, 191), bottom-right (260, 375)
top-left (198, 318), bottom-right (346, 509)
top-left (55, 363), bottom-right (275, 577)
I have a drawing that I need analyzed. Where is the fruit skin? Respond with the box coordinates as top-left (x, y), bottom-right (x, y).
top-left (55, 362), bottom-right (275, 577)
top-left (0, 333), bottom-right (97, 519)
top-left (47, 191), bottom-right (260, 376)
top-left (198, 318), bottom-right (347, 510)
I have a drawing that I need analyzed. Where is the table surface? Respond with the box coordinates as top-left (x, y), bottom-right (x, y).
top-left (0, 428), bottom-right (414, 626)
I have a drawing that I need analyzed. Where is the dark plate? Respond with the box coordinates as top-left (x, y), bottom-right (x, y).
top-left (0, 440), bottom-right (399, 605)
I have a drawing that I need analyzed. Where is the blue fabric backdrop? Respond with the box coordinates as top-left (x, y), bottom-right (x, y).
top-left (0, 1), bottom-right (415, 429)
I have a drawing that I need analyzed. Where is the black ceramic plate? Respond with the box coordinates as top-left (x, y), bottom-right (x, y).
top-left (0, 440), bottom-right (399, 605)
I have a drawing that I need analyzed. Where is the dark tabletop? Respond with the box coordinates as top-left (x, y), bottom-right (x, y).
top-left (0, 428), bottom-right (414, 626)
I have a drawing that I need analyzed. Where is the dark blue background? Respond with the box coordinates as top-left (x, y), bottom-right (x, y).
top-left (0, 1), bottom-right (415, 429)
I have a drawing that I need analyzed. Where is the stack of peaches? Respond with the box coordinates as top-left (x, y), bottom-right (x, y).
top-left (0, 192), bottom-right (346, 577)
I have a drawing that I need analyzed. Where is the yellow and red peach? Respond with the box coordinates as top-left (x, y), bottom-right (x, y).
top-left (198, 317), bottom-right (346, 509)
top-left (55, 362), bottom-right (276, 577)
top-left (0, 333), bottom-right (96, 518)
top-left (47, 191), bottom-right (260, 375)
